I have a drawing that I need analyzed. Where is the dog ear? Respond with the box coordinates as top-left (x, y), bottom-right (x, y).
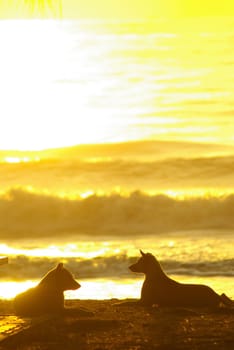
top-left (56, 263), bottom-right (64, 270)
top-left (140, 249), bottom-right (146, 256)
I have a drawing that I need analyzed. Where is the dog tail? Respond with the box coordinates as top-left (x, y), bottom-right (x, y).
top-left (220, 293), bottom-right (234, 307)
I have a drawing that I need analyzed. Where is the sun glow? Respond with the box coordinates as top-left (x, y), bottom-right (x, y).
top-left (3, 156), bottom-right (40, 163)
top-left (1, 15), bottom-right (234, 150)
top-left (0, 281), bottom-right (37, 299)
top-left (0, 20), bottom-right (139, 150)
top-left (1, 17), bottom-right (234, 150)
top-left (0, 279), bottom-right (142, 300)
top-left (1, 0), bottom-right (234, 19)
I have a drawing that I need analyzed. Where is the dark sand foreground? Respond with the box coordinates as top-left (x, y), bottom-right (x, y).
top-left (0, 299), bottom-right (234, 349)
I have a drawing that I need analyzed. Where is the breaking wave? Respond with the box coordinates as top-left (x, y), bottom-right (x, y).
top-left (0, 188), bottom-right (234, 239)
top-left (1, 255), bottom-right (233, 281)
top-left (1, 152), bottom-right (234, 194)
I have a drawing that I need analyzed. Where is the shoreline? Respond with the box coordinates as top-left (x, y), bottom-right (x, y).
top-left (0, 299), bottom-right (234, 349)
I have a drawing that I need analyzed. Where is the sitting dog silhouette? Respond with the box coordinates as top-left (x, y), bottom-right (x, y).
top-left (129, 250), bottom-right (233, 307)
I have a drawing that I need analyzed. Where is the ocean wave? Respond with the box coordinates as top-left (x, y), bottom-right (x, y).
top-left (1, 255), bottom-right (233, 281)
top-left (1, 149), bottom-right (234, 195)
top-left (0, 188), bottom-right (234, 238)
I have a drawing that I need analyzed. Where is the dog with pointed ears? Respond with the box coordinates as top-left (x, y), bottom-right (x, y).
top-left (14, 263), bottom-right (81, 316)
top-left (128, 250), bottom-right (233, 307)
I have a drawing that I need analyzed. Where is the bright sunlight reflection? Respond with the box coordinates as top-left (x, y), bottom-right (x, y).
top-left (0, 281), bottom-right (36, 300)
top-left (0, 277), bottom-right (233, 300)
top-left (0, 243), bottom-right (123, 259)
top-left (0, 280), bottom-right (142, 300)
top-left (4, 157), bottom-right (40, 163)
top-left (65, 279), bottom-right (142, 300)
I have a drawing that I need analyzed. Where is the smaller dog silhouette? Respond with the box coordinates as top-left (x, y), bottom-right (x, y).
top-left (14, 263), bottom-right (80, 316)
top-left (129, 250), bottom-right (233, 307)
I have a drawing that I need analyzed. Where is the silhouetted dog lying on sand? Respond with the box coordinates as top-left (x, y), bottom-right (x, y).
top-left (129, 250), bottom-right (233, 308)
top-left (14, 263), bottom-right (80, 316)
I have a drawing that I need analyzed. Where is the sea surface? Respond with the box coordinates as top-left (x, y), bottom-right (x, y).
top-left (0, 17), bottom-right (234, 300)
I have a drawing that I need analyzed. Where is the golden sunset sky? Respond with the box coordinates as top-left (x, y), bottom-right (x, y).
top-left (0, 0), bottom-right (233, 18)
top-left (62, 0), bottom-right (234, 18)
top-left (0, 0), bottom-right (234, 151)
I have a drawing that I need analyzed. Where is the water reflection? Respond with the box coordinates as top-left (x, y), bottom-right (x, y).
top-left (0, 277), bottom-right (233, 301)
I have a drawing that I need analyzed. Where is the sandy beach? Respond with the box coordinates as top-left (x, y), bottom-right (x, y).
top-left (0, 299), bottom-right (234, 349)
